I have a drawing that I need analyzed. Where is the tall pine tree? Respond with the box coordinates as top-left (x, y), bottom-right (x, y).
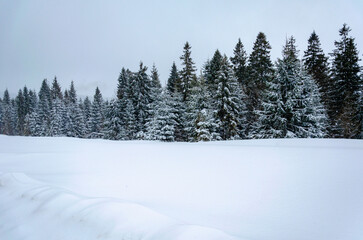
top-left (329, 24), bottom-right (361, 138)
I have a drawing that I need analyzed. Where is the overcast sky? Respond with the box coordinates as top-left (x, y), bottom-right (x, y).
top-left (1, 0), bottom-right (362, 99)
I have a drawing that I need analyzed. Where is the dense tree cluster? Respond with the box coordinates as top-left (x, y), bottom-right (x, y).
top-left (0, 24), bottom-right (362, 140)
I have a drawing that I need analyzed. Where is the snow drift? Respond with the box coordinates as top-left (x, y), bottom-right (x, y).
top-left (0, 172), bottom-right (241, 240)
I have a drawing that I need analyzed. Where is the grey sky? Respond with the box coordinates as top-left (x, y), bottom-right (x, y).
top-left (1, 0), bottom-right (362, 99)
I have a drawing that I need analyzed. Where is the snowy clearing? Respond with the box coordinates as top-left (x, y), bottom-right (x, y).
top-left (0, 135), bottom-right (362, 240)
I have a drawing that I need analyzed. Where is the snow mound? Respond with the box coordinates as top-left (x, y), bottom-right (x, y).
top-left (0, 172), bottom-right (242, 240)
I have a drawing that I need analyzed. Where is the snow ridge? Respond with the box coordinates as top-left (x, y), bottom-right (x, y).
top-left (0, 172), bottom-right (243, 240)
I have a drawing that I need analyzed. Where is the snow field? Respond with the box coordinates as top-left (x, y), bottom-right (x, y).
top-left (0, 135), bottom-right (362, 240)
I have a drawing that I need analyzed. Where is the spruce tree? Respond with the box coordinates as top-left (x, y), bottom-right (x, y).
top-left (230, 38), bottom-right (248, 86)
top-left (179, 42), bottom-right (197, 102)
top-left (15, 89), bottom-right (26, 135)
top-left (166, 62), bottom-right (181, 93)
top-left (117, 68), bottom-right (131, 100)
top-left (82, 97), bottom-right (92, 137)
top-left (150, 64), bottom-right (162, 91)
top-left (38, 79), bottom-right (52, 135)
top-left (131, 62), bottom-right (153, 138)
top-left (103, 99), bottom-right (125, 140)
top-left (329, 24), bottom-right (361, 138)
top-left (247, 32), bottom-right (274, 137)
top-left (68, 81), bottom-right (77, 104)
top-left (298, 70), bottom-right (328, 137)
top-left (49, 98), bottom-right (65, 136)
top-left (215, 55), bottom-right (243, 140)
top-left (1, 90), bottom-right (15, 135)
top-left (51, 76), bottom-right (63, 100)
top-left (88, 87), bottom-right (104, 138)
top-left (303, 31), bottom-right (330, 106)
top-left (204, 49), bottom-right (223, 93)
top-left (190, 75), bottom-right (219, 141)
top-left (146, 90), bottom-right (176, 141)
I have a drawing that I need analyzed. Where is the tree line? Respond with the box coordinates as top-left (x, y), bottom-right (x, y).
top-left (0, 24), bottom-right (362, 141)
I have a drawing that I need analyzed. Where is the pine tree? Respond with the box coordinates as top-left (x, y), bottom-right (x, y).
top-left (246, 32), bottom-right (274, 137)
top-left (230, 38), bottom-right (248, 86)
top-left (88, 87), bottom-right (104, 138)
top-left (1, 90), bottom-right (15, 135)
top-left (132, 62), bottom-right (153, 138)
top-left (166, 62), bottom-right (181, 93)
top-left (190, 75), bottom-right (219, 141)
top-left (49, 98), bottom-right (65, 136)
top-left (103, 100), bottom-right (126, 140)
top-left (180, 42), bottom-right (197, 102)
top-left (116, 68), bottom-right (137, 139)
top-left (82, 97), bottom-right (92, 137)
top-left (51, 76), bottom-right (63, 100)
top-left (117, 68), bottom-right (131, 100)
top-left (24, 111), bottom-right (40, 136)
top-left (22, 86), bottom-right (31, 121)
top-left (298, 70), bottom-right (328, 137)
top-left (215, 55), bottom-right (243, 140)
top-left (204, 49), bottom-right (223, 93)
top-left (149, 64), bottom-right (162, 118)
top-left (303, 31), bottom-right (330, 106)
top-left (146, 90), bottom-right (176, 141)
top-left (38, 79), bottom-right (52, 136)
top-left (329, 24), bottom-right (361, 138)
top-left (252, 71), bottom-right (286, 138)
top-left (169, 91), bottom-right (186, 141)
top-left (15, 89), bottom-right (26, 135)
top-left (150, 64), bottom-right (162, 91)
top-left (68, 81), bottom-right (77, 104)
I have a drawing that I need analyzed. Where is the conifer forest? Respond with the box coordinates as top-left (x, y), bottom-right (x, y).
top-left (0, 24), bottom-right (362, 141)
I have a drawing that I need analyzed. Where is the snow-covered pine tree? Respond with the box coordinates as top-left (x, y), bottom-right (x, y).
top-left (51, 76), bottom-right (63, 100)
top-left (150, 64), bottom-right (162, 93)
top-left (204, 49), bottom-right (223, 94)
top-left (303, 31), bottom-right (330, 108)
top-left (116, 68), bottom-right (137, 139)
top-left (180, 42), bottom-right (197, 102)
top-left (15, 89), bottom-right (26, 135)
top-left (247, 32), bottom-right (274, 137)
top-left (103, 99), bottom-right (126, 140)
top-left (82, 97), bottom-right (92, 137)
top-left (148, 64), bottom-right (163, 126)
top-left (49, 98), bottom-right (65, 136)
top-left (252, 70), bottom-right (285, 138)
top-left (190, 75), bottom-right (219, 141)
top-left (117, 68), bottom-right (131, 100)
top-left (23, 89), bottom-right (38, 136)
top-left (230, 38), bottom-right (249, 86)
top-left (1, 90), bottom-right (15, 135)
top-left (37, 79), bottom-right (52, 136)
top-left (131, 63), bottom-right (153, 139)
top-left (275, 37), bottom-right (305, 137)
top-left (329, 24), bottom-right (362, 138)
top-left (68, 81), bottom-right (77, 104)
top-left (88, 87), bottom-right (104, 138)
top-left (166, 62), bottom-right (181, 93)
top-left (146, 90), bottom-right (176, 141)
top-left (24, 111), bottom-right (40, 136)
top-left (215, 55), bottom-right (244, 140)
top-left (297, 69), bottom-right (328, 138)
top-left (165, 63), bottom-right (186, 141)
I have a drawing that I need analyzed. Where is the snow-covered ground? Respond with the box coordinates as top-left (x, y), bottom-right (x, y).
top-left (0, 135), bottom-right (362, 240)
